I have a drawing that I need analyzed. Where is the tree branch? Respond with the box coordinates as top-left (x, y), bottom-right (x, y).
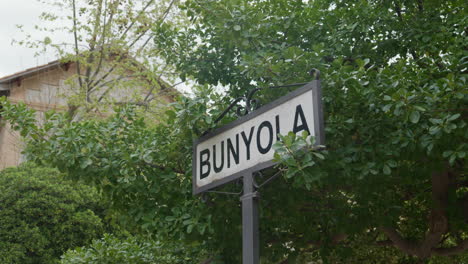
top-left (380, 227), bottom-right (420, 256)
top-left (417, 0), bottom-right (424, 13)
top-left (86, 0), bottom-right (179, 103)
top-left (119, 0), bottom-right (155, 41)
top-left (143, 64), bottom-right (170, 102)
top-left (380, 171), bottom-right (452, 259)
top-left (90, 0), bottom-right (115, 82)
top-left (144, 162), bottom-right (184, 174)
top-left (394, 2), bottom-right (403, 22)
top-left (72, 0), bottom-right (84, 90)
top-left (431, 240), bottom-right (468, 256)
top-left (306, 233), bottom-right (348, 248)
top-left (134, 0), bottom-right (177, 57)
top-left (84, 0), bottom-right (105, 102)
top-left (376, 240), bottom-right (394, 246)
top-left (86, 0), bottom-right (155, 91)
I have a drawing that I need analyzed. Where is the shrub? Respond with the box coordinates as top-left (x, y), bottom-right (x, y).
top-left (0, 164), bottom-right (105, 264)
top-left (60, 234), bottom-right (214, 264)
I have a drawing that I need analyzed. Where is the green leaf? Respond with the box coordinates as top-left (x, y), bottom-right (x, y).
top-left (44, 36), bottom-right (52, 45)
top-left (387, 160), bottom-right (397, 168)
top-left (430, 118), bottom-right (443, 125)
top-left (383, 165), bottom-right (391, 175)
top-left (449, 155), bottom-right (456, 165)
top-left (442, 151), bottom-right (452, 158)
top-left (312, 152), bottom-right (325, 160)
top-left (448, 113), bottom-right (460, 121)
top-left (363, 58), bottom-right (370, 66)
top-left (429, 126), bottom-right (440, 135)
top-left (409, 111), bottom-right (420, 123)
top-left (273, 152), bottom-right (281, 161)
top-left (414, 106), bottom-right (426, 112)
top-left (233, 25), bottom-right (241, 31)
top-left (81, 158), bottom-right (93, 169)
top-left (285, 168), bottom-right (299, 178)
top-left (382, 104), bottom-right (392, 112)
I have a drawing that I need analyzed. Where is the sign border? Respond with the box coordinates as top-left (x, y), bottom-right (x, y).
top-left (192, 80), bottom-right (324, 195)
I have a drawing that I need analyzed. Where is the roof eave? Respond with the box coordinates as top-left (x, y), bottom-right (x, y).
top-left (0, 60), bottom-right (61, 85)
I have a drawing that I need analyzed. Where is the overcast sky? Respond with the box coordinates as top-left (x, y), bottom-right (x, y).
top-left (0, 0), bottom-right (69, 77)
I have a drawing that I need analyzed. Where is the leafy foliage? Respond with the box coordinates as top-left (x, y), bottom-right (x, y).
top-left (60, 234), bottom-right (212, 264)
top-left (0, 164), bottom-right (106, 264)
top-left (0, 94), bottom-right (223, 260)
top-left (1, 0), bottom-right (467, 263)
top-left (152, 0), bottom-right (468, 261)
top-left (15, 0), bottom-right (181, 118)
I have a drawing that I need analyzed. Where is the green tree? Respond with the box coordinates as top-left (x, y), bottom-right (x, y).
top-left (152, 0), bottom-right (468, 261)
top-left (16, 0), bottom-right (181, 118)
top-left (1, 0), bottom-right (467, 263)
top-left (60, 234), bottom-right (213, 264)
top-left (0, 164), bottom-right (106, 264)
top-left (155, 0), bottom-right (468, 259)
top-left (0, 93), bottom-right (230, 263)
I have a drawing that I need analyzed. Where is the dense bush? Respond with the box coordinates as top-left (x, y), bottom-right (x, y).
top-left (60, 234), bottom-right (213, 264)
top-left (0, 164), bottom-right (105, 264)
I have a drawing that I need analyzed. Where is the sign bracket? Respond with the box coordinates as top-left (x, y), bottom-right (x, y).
top-left (203, 68), bottom-right (320, 136)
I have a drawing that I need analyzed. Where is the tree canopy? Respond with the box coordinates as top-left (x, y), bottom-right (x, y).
top-left (0, 164), bottom-right (106, 264)
top-left (16, 0), bottom-right (181, 118)
top-left (1, 0), bottom-right (467, 263)
top-left (60, 234), bottom-right (210, 264)
top-left (153, 0), bottom-right (468, 260)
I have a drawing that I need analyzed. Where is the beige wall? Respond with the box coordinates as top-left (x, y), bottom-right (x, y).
top-left (0, 63), bottom-right (175, 169)
top-left (0, 66), bottom-right (68, 169)
top-left (0, 123), bottom-right (23, 169)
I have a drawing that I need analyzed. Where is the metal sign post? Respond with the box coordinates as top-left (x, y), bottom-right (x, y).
top-left (192, 70), bottom-right (323, 264)
top-left (241, 172), bottom-right (259, 264)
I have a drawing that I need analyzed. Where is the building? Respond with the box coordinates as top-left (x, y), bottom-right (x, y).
top-left (0, 60), bottom-right (176, 169)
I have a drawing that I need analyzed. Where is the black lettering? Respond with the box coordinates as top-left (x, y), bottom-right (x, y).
top-left (293, 105), bottom-right (310, 135)
top-left (213, 141), bottom-right (224, 173)
top-left (241, 126), bottom-right (255, 160)
top-left (227, 134), bottom-right (239, 168)
top-left (275, 115), bottom-right (280, 141)
top-left (199, 148), bottom-right (211, 179)
top-left (257, 121), bottom-right (273, 154)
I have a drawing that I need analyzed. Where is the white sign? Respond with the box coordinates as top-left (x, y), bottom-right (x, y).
top-left (192, 81), bottom-right (324, 194)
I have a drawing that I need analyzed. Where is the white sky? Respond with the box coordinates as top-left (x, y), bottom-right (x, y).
top-left (0, 0), bottom-right (68, 77)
